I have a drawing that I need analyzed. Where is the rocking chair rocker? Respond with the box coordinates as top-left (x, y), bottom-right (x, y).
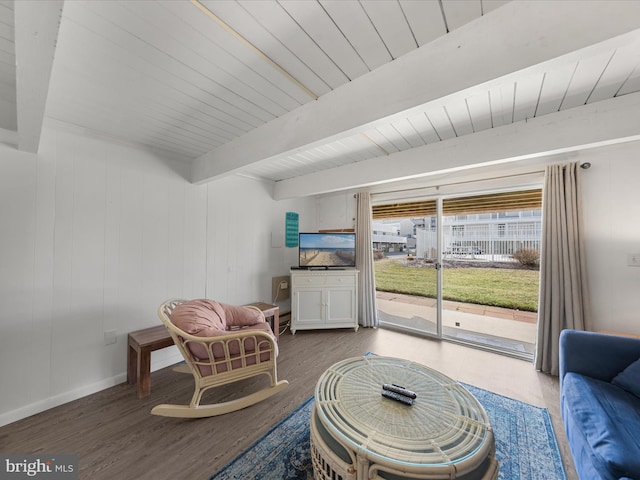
top-left (151, 298), bottom-right (288, 418)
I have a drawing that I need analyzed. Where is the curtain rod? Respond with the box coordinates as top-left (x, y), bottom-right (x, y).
top-left (357, 162), bottom-right (591, 199)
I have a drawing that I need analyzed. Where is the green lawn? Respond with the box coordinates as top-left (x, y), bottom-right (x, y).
top-left (374, 258), bottom-right (540, 312)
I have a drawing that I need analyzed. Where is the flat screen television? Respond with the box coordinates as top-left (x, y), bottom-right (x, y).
top-left (299, 232), bottom-right (356, 269)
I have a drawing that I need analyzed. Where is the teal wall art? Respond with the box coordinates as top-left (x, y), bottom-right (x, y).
top-left (285, 212), bottom-right (299, 247)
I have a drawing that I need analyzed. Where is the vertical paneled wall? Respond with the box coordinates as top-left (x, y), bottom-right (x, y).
top-left (315, 192), bottom-right (357, 231)
top-left (0, 147), bottom-right (39, 415)
top-left (0, 124), bottom-right (313, 426)
top-left (204, 173), bottom-right (310, 307)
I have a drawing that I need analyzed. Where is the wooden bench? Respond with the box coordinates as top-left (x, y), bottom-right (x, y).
top-left (127, 325), bottom-right (175, 398)
top-left (127, 303), bottom-right (280, 398)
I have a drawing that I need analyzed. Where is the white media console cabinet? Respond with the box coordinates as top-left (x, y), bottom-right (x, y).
top-left (290, 269), bottom-right (359, 334)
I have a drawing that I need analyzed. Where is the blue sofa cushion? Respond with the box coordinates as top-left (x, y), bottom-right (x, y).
top-left (563, 372), bottom-right (640, 479)
top-left (612, 357), bottom-right (640, 398)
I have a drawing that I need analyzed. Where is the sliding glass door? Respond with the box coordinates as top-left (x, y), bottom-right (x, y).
top-left (374, 214), bottom-right (439, 336)
top-left (374, 189), bottom-right (542, 359)
top-left (440, 215), bottom-right (540, 357)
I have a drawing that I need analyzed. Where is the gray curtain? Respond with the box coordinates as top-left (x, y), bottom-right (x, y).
top-left (535, 162), bottom-right (592, 375)
top-left (355, 192), bottom-right (379, 328)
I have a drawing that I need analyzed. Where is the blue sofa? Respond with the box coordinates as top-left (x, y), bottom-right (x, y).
top-left (559, 329), bottom-right (640, 480)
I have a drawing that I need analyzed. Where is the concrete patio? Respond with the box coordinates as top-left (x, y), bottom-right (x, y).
top-left (376, 291), bottom-right (537, 357)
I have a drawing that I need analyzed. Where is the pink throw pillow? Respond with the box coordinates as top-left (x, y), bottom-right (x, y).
top-left (222, 303), bottom-right (265, 327)
top-left (170, 299), bottom-right (227, 336)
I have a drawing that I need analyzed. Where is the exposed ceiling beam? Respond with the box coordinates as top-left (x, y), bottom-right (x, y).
top-left (192, 0), bottom-right (640, 184)
top-left (14, 0), bottom-right (64, 153)
top-left (273, 92), bottom-right (640, 199)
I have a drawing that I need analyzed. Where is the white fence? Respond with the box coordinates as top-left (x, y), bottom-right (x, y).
top-left (416, 221), bottom-right (541, 262)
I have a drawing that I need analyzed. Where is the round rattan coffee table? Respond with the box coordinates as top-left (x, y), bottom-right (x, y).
top-left (310, 356), bottom-right (498, 480)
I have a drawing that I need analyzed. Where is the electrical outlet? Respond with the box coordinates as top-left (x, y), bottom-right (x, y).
top-left (272, 275), bottom-right (290, 301)
top-left (628, 254), bottom-right (640, 267)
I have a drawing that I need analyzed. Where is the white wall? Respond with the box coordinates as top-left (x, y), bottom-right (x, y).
top-left (315, 192), bottom-right (356, 231)
top-left (0, 124), bottom-right (315, 426)
top-left (579, 141), bottom-right (640, 335)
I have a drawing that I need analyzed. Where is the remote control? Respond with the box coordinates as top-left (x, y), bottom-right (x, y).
top-left (383, 383), bottom-right (417, 399)
top-left (381, 389), bottom-right (414, 406)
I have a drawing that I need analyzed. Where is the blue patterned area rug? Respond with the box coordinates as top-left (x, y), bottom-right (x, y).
top-left (210, 384), bottom-right (566, 480)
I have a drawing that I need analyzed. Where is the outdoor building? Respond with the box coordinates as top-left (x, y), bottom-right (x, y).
top-left (372, 221), bottom-right (407, 253)
top-left (408, 210), bottom-right (542, 262)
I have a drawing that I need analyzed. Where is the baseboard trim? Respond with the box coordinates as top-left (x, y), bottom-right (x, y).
top-left (0, 352), bottom-right (183, 428)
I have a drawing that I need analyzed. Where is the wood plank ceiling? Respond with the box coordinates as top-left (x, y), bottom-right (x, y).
top-left (45, 0), bottom-right (492, 161)
top-left (2, 1), bottom-right (640, 183)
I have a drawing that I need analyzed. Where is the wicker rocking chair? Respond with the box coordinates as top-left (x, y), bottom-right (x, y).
top-left (151, 299), bottom-right (288, 418)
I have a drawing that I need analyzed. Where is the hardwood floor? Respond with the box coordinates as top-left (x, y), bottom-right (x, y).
top-left (0, 327), bottom-right (577, 480)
